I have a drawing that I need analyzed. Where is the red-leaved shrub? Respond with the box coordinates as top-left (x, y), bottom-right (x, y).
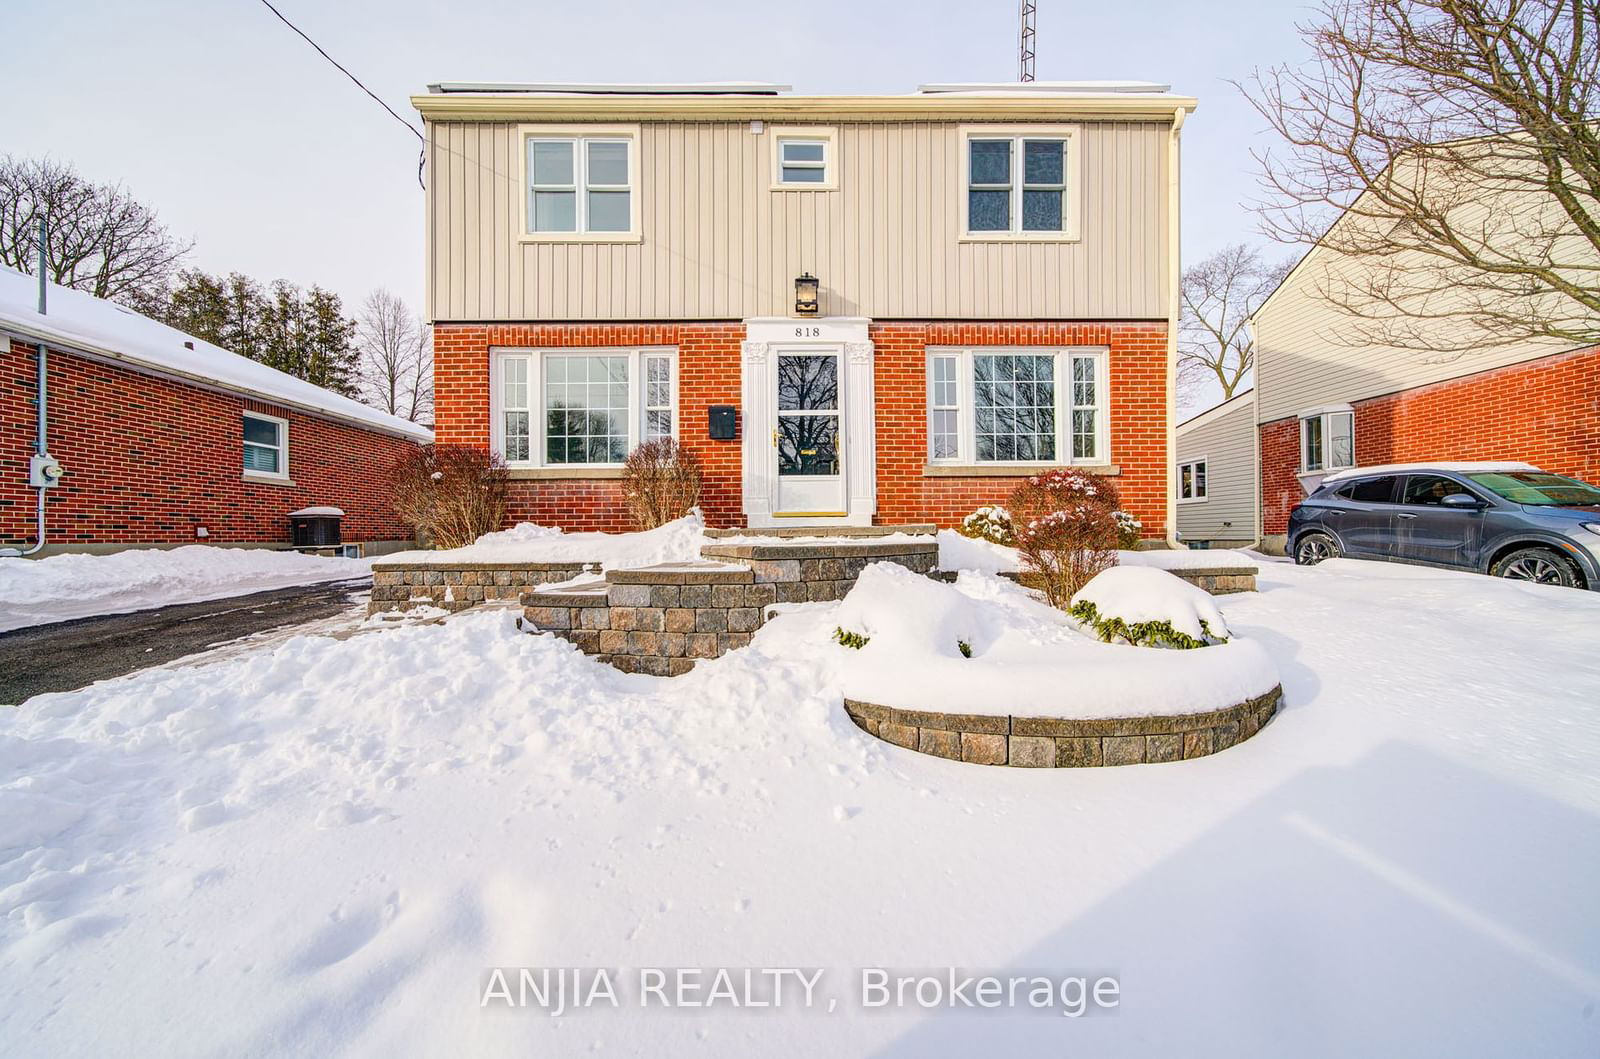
top-left (1008, 468), bottom-right (1121, 608)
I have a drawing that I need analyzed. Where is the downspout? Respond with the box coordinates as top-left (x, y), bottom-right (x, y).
top-left (2, 218), bottom-right (54, 558)
top-left (1164, 105), bottom-right (1188, 549)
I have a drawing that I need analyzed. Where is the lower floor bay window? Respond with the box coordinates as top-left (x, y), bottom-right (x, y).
top-left (925, 348), bottom-right (1108, 466)
top-left (1300, 407), bottom-right (1354, 473)
top-left (493, 347), bottom-right (677, 468)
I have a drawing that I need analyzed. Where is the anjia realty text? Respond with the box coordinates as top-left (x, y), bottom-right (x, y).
top-left (480, 967), bottom-right (1121, 1018)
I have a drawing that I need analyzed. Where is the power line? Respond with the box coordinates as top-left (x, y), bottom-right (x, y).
top-left (254, 0), bottom-right (427, 187)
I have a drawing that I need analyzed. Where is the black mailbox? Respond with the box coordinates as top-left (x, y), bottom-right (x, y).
top-left (708, 405), bottom-right (738, 440)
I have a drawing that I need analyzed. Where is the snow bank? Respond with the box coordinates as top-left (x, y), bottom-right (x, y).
top-left (0, 546), bottom-right (371, 632)
top-left (834, 564), bottom-right (1276, 717)
top-left (382, 511), bottom-right (707, 568)
top-left (0, 267), bottom-right (431, 443)
top-left (1072, 565), bottom-right (1232, 641)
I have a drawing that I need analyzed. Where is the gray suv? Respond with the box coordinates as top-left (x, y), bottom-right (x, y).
top-left (1288, 463), bottom-right (1600, 590)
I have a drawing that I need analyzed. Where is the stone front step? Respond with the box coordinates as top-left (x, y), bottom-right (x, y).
top-left (520, 541), bottom-right (939, 676)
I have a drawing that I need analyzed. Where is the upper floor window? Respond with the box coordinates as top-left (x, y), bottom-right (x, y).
top-left (961, 127), bottom-right (1079, 240)
top-left (521, 127), bottom-right (640, 240)
top-left (493, 347), bottom-right (676, 468)
top-left (770, 127), bottom-right (837, 190)
top-left (1301, 408), bottom-right (1354, 473)
top-left (1179, 459), bottom-right (1208, 502)
top-left (926, 348), bottom-right (1107, 465)
top-left (242, 411), bottom-right (288, 479)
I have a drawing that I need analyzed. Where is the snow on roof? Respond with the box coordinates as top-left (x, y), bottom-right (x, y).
top-left (428, 81), bottom-right (791, 95)
top-left (288, 506), bottom-right (346, 517)
top-left (918, 80), bottom-right (1174, 95)
top-left (1321, 461), bottom-right (1539, 483)
top-left (0, 268), bottom-right (433, 444)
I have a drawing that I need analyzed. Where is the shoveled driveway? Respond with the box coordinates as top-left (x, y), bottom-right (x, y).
top-left (0, 579), bottom-right (371, 705)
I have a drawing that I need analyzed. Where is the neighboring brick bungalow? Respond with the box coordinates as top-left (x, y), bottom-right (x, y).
top-left (1, 268), bottom-right (433, 555)
top-left (416, 81), bottom-right (1193, 537)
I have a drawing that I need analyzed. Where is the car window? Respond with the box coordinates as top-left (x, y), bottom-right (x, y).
top-left (1465, 471), bottom-right (1600, 506)
top-left (1402, 474), bottom-right (1474, 506)
top-left (1335, 476), bottom-right (1398, 503)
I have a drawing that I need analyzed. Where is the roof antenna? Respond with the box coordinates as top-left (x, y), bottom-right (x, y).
top-left (1019, 0), bottom-right (1037, 83)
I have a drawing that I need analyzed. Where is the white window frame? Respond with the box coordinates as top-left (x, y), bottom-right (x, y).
top-left (490, 347), bottom-right (678, 469)
top-left (1299, 406), bottom-right (1355, 473)
top-left (924, 347), bottom-right (1109, 467)
top-left (958, 125), bottom-right (1081, 242)
top-left (517, 125), bottom-right (642, 243)
top-left (1178, 457), bottom-right (1208, 503)
top-left (769, 126), bottom-right (838, 190)
top-left (241, 411), bottom-right (289, 481)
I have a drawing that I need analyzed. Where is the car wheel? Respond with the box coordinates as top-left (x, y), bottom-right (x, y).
top-left (1294, 531), bottom-right (1340, 566)
top-left (1491, 547), bottom-right (1584, 589)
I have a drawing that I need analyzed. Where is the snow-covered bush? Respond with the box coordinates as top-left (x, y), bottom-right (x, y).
top-left (390, 444), bottom-right (509, 549)
top-left (623, 438), bottom-right (703, 529)
top-left (1113, 510), bottom-right (1143, 550)
top-left (958, 504), bottom-right (1015, 546)
top-left (1008, 469), bottom-right (1121, 608)
top-left (830, 562), bottom-right (994, 659)
top-left (1069, 566), bottom-right (1230, 649)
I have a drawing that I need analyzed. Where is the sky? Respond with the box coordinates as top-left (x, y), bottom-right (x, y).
top-left (8, 0), bottom-right (1314, 410)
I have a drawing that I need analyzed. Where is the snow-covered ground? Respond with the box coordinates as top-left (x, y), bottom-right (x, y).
top-left (381, 513), bottom-right (707, 568)
top-left (3, 558), bottom-right (1599, 1056)
top-left (0, 546), bottom-right (373, 632)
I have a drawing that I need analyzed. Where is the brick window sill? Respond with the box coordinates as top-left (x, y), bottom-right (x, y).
top-left (922, 463), bottom-right (1120, 478)
top-left (508, 467), bottom-right (626, 481)
top-left (242, 472), bottom-right (295, 487)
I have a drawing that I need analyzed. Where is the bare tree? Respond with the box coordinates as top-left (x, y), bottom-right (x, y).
top-left (1179, 244), bottom-right (1294, 405)
top-left (0, 156), bottom-right (191, 305)
top-left (1239, 0), bottom-right (1600, 356)
top-left (355, 289), bottom-right (433, 423)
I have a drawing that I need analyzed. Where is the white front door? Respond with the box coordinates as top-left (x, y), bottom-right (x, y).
top-left (741, 317), bottom-right (876, 528)
top-left (774, 348), bottom-right (845, 516)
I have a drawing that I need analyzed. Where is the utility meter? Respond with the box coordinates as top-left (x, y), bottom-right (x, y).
top-left (29, 453), bottom-right (65, 489)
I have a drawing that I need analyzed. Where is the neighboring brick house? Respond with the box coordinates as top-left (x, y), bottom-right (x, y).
top-left (413, 81), bottom-right (1194, 535)
top-left (1, 268), bottom-right (432, 555)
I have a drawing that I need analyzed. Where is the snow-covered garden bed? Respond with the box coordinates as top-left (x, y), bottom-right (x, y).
top-left (0, 546), bottom-right (372, 632)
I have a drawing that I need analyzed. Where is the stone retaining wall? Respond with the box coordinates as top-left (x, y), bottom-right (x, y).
top-left (699, 541), bottom-right (939, 602)
top-left (990, 565), bottom-right (1257, 595)
top-left (369, 561), bottom-right (586, 614)
top-left (843, 686), bottom-right (1282, 767)
top-left (521, 540), bottom-right (940, 675)
top-left (523, 566), bottom-right (768, 677)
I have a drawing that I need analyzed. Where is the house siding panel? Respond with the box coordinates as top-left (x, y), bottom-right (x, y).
top-left (1176, 396), bottom-right (1258, 543)
top-left (426, 120), bottom-right (1170, 323)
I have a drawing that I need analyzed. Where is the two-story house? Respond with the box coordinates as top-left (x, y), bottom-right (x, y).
top-left (412, 81), bottom-right (1194, 535)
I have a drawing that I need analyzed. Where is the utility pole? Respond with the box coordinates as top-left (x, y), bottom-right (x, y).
top-left (1019, 1), bottom-right (1037, 82)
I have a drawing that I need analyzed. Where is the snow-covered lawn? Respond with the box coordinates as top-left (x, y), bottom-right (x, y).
top-left (3, 559), bottom-right (1599, 1055)
top-left (0, 546), bottom-right (374, 632)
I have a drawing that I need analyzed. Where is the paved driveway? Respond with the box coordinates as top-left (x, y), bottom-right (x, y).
top-left (0, 579), bottom-right (370, 705)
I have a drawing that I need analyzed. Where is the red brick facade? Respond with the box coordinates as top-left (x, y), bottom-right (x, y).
top-left (2, 338), bottom-right (422, 548)
top-left (1261, 345), bottom-right (1600, 535)
top-left (432, 319), bottom-right (1170, 536)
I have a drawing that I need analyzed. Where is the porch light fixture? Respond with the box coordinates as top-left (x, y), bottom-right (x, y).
top-left (794, 272), bottom-right (819, 316)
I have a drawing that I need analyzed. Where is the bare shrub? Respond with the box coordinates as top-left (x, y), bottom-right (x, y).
top-left (623, 438), bottom-right (702, 530)
top-left (391, 444), bottom-right (508, 549)
top-left (1008, 469), bottom-right (1121, 609)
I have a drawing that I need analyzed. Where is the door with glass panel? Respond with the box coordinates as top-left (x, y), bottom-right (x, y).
top-left (774, 350), bottom-right (844, 516)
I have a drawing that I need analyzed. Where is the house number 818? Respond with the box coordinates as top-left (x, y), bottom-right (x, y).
top-left (794, 326), bottom-right (820, 338)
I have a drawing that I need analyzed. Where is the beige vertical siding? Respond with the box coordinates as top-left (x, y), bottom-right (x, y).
top-left (1176, 395), bottom-right (1258, 543)
top-left (426, 120), bottom-right (1170, 322)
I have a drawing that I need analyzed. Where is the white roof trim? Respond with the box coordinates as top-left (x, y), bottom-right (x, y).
top-left (1176, 388), bottom-right (1255, 434)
